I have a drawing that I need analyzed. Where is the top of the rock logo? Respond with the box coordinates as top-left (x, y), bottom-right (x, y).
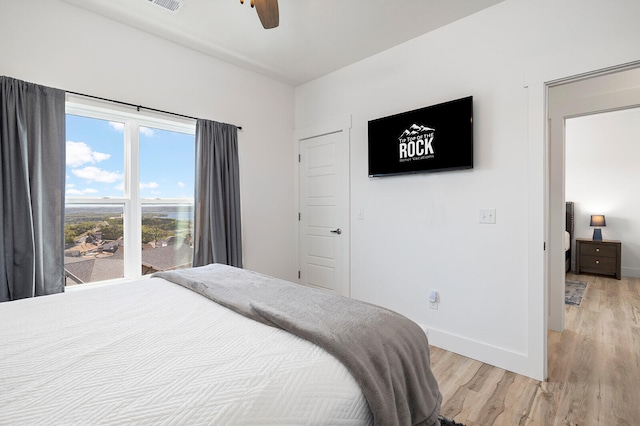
top-left (399, 124), bottom-right (435, 140)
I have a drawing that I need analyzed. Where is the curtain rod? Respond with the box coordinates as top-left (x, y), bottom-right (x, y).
top-left (66, 91), bottom-right (242, 130)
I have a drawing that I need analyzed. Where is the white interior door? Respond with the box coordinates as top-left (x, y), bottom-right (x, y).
top-left (298, 125), bottom-right (350, 296)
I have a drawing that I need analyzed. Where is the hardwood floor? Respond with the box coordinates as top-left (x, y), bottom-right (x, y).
top-left (430, 273), bottom-right (640, 425)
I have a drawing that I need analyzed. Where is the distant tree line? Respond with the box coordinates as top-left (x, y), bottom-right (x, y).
top-left (64, 213), bottom-right (192, 245)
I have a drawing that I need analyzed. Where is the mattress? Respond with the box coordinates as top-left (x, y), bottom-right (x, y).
top-left (0, 277), bottom-right (372, 425)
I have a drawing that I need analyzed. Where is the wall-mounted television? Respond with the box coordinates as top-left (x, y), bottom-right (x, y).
top-left (368, 96), bottom-right (473, 177)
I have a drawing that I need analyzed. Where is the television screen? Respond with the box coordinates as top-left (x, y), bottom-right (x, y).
top-left (368, 96), bottom-right (473, 177)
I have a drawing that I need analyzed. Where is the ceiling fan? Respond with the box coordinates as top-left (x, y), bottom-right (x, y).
top-left (240, 0), bottom-right (279, 29)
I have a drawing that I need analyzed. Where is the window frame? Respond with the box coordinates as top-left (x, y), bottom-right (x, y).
top-left (65, 94), bottom-right (196, 283)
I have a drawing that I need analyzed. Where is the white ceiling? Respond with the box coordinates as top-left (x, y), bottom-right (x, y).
top-left (62, 0), bottom-right (505, 86)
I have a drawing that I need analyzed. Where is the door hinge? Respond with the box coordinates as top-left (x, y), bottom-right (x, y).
top-left (298, 212), bottom-right (301, 221)
top-left (298, 154), bottom-right (301, 163)
top-left (544, 242), bottom-right (546, 250)
top-left (298, 270), bottom-right (301, 279)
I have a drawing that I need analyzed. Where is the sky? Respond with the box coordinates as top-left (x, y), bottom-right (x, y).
top-left (65, 114), bottom-right (195, 199)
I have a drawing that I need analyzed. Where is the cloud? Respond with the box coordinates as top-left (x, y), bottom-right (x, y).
top-left (109, 122), bottom-right (125, 132)
top-left (66, 187), bottom-right (99, 195)
top-left (114, 182), bottom-right (124, 191)
top-left (109, 122), bottom-right (154, 137)
top-left (93, 152), bottom-right (110, 162)
top-left (177, 181), bottom-right (185, 188)
top-left (140, 126), bottom-right (155, 137)
top-left (66, 141), bottom-right (111, 168)
top-left (72, 166), bottom-right (123, 183)
top-left (140, 182), bottom-right (159, 189)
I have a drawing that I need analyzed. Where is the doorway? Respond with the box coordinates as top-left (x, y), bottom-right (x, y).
top-left (547, 65), bottom-right (640, 332)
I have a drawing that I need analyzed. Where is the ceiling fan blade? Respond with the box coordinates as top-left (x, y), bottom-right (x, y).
top-left (254, 0), bottom-right (279, 29)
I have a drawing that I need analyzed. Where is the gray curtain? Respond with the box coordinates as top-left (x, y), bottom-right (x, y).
top-left (1, 76), bottom-right (66, 302)
top-left (193, 119), bottom-right (242, 268)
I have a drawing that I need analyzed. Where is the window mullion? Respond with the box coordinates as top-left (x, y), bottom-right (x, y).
top-left (124, 119), bottom-right (142, 279)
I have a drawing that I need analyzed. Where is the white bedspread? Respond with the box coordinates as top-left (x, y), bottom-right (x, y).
top-left (0, 278), bottom-right (371, 425)
top-left (565, 230), bottom-right (571, 251)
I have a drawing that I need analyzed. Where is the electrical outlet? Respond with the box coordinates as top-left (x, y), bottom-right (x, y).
top-left (428, 290), bottom-right (438, 309)
top-left (479, 208), bottom-right (496, 224)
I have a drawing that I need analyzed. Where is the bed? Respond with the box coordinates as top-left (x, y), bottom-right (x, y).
top-left (566, 201), bottom-right (574, 272)
top-left (0, 264), bottom-right (442, 426)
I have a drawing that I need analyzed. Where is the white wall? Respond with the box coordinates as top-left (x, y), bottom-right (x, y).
top-left (566, 108), bottom-right (640, 278)
top-left (0, 0), bottom-right (296, 281)
top-left (295, 0), bottom-right (640, 379)
top-left (4, 0), bottom-right (640, 380)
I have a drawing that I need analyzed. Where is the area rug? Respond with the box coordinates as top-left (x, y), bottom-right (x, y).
top-left (565, 280), bottom-right (588, 307)
top-left (439, 415), bottom-right (466, 426)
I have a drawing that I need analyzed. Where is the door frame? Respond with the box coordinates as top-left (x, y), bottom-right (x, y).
top-left (524, 55), bottom-right (640, 380)
top-left (294, 116), bottom-right (352, 296)
top-left (547, 64), bottom-right (640, 332)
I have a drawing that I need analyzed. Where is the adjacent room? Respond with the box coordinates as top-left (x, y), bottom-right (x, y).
top-left (2, 0), bottom-right (639, 424)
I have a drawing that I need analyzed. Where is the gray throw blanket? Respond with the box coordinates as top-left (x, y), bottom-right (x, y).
top-left (154, 264), bottom-right (442, 426)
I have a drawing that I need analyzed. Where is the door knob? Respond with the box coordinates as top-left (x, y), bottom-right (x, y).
top-left (330, 228), bottom-right (342, 235)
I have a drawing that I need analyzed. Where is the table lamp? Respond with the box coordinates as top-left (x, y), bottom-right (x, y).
top-left (590, 215), bottom-right (606, 241)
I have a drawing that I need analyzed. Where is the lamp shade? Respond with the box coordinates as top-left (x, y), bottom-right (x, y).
top-left (590, 215), bottom-right (606, 227)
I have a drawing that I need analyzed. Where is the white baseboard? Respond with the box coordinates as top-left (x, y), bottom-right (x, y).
top-left (622, 267), bottom-right (640, 278)
top-left (421, 325), bottom-right (543, 381)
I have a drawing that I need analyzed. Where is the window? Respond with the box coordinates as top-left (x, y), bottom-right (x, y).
top-left (64, 96), bottom-right (196, 286)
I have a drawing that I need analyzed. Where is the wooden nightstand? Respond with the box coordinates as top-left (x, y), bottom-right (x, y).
top-left (575, 238), bottom-right (621, 280)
